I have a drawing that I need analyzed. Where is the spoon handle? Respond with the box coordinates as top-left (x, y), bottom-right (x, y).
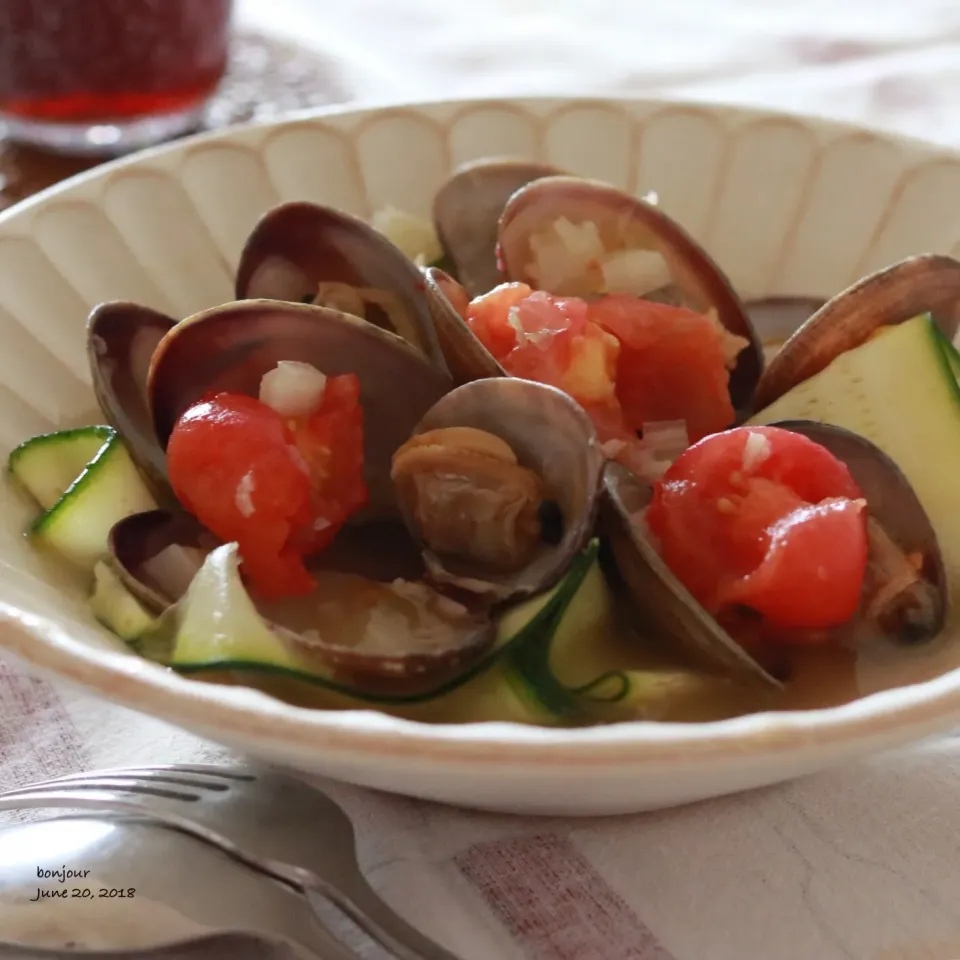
top-left (306, 876), bottom-right (463, 960)
top-left (0, 932), bottom-right (304, 960)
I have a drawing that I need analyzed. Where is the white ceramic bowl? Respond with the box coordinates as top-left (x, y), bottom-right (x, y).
top-left (2, 96), bottom-right (960, 816)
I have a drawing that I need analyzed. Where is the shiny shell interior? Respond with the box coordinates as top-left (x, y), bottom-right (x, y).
top-left (395, 376), bottom-right (605, 604)
top-left (234, 200), bottom-right (450, 375)
top-left (601, 418), bottom-right (947, 687)
top-left (432, 157), bottom-right (565, 296)
top-left (87, 300), bottom-right (176, 495)
top-left (601, 461), bottom-right (783, 688)
top-left (497, 175), bottom-right (764, 416)
top-left (755, 254), bottom-right (960, 409)
top-left (146, 299), bottom-right (453, 519)
top-left (108, 509), bottom-right (493, 684)
top-left (420, 266), bottom-right (505, 384)
top-left (771, 419), bottom-right (947, 644)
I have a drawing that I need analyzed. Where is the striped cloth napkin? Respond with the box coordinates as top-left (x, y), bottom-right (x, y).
top-left (6, 0), bottom-right (960, 956)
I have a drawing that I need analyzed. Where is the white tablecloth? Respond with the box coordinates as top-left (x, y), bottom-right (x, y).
top-left (6, 2), bottom-right (960, 957)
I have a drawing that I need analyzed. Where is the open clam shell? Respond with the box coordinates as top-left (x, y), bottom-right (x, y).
top-left (393, 376), bottom-right (604, 604)
top-left (601, 461), bottom-right (782, 688)
top-left (754, 254), bottom-right (960, 409)
top-left (87, 300), bottom-right (176, 495)
top-left (107, 510), bottom-right (493, 684)
top-left (772, 420), bottom-right (947, 644)
top-left (234, 201), bottom-right (450, 375)
top-left (421, 266), bottom-right (505, 384)
top-left (146, 299), bottom-right (453, 519)
top-left (602, 419), bottom-right (946, 686)
top-left (497, 175), bottom-right (764, 417)
top-left (433, 157), bottom-right (565, 297)
top-left (107, 509), bottom-right (215, 611)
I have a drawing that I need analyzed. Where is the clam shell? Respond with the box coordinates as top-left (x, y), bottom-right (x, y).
top-left (602, 419), bottom-right (947, 685)
top-left (107, 510), bottom-right (492, 685)
top-left (107, 509), bottom-right (214, 611)
top-left (146, 299), bottom-right (453, 519)
top-left (771, 419), bottom-right (947, 644)
top-left (87, 300), bottom-right (176, 496)
top-left (497, 175), bottom-right (764, 417)
top-left (396, 376), bottom-right (604, 604)
top-left (235, 201), bottom-right (450, 375)
top-left (601, 461), bottom-right (782, 688)
top-left (754, 254), bottom-right (960, 409)
top-left (433, 157), bottom-right (565, 296)
top-left (421, 266), bottom-right (505, 384)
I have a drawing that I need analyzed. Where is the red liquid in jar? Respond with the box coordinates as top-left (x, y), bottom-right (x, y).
top-left (0, 0), bottom-right (234, 124)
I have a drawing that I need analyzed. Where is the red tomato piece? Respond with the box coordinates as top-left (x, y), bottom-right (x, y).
top-left (587, 295), bottom-right (735, 442)
top-left (466, 282), bottom-right (533, 362)
top-left (465, 285), bottom-right (743, 474)
top-left (717, 498), bottom-right (868, 631)
top-left (467, 286), bottom-right (635, 451)
top-left (505, 293), bottom-right (620, 406)
top-left (166, 374), bottom-right (368, 601)
top-left (646, 426), bottom-right (868, 641)
top-left (287, 373), bottom-right (368, 556)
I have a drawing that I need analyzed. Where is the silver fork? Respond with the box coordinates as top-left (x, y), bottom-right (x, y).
top-left (0, 765), bottom-right (460, 960)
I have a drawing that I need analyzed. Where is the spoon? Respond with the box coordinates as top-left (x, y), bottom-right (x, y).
top-left (0, 814), bottom-right (354, 960)
top-left (0, 932), bottom-right (303, 960)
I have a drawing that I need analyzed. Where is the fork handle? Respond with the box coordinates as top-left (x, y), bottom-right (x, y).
top-left (305, 875), bottom-right (463, 960)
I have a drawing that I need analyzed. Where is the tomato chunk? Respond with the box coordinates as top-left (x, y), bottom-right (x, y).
top-left (645, 426), bottom-right (868, 642)
top-left (587, 295), bottom-right (736, 441)
top-left (166, 374), bottom-right (367, 600)
top-left (467, 284), bottom-right (639, 456)
top-left (465, 284), bottom-right (741, 472)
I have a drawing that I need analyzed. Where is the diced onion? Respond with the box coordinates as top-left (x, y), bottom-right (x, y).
top-left (741, 430), bottom-right (772, 471)
top-left (630, 420), bottom-right (690, 482)
top-left (235, 470), bottom-right (256, 518)
top-left (552, 216), bottom-right (605, 262)
top-left (141, 544), bottom-right (207, 601)
top-left (259, 361), bottom-right (327, 418)
top-left (370, 205), bottom-right (442, 266)
top-left (246, 256), bottom-right (313, 302)
top-left (600, 249), bottom-right (672, 297)
top-left (643, 420), bottom-right (689, 461)
top-left (527, 216), bottom-right (673, 298)
top-left (527, 217), bottom-right (606, 294)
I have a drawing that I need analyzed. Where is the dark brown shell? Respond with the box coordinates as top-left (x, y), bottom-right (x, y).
top-left (497, 176), bottom-right (764, 417)
top-left (602, 419), bottom-right (947, 686)
top-left (421, 266), bottom-right (505, 384)
top-left (87, 300), bottom-right (176, 497)
top-left (772, 420), bottom-right (947, 645)
top-left (433, 157), bottom-right (565, 296)
top-left (601, 462), bottom-right (782, 688)
top-left (234, 201), bottom-right (449, 375)
top-left (754, 254), bottom-right (960, 409)
top-left (146, 299), bottom-right (453, 519)
top-left (107, 510), bottom-right (493, 686)
top-left (108, 509), bottom-right (215, 611)
top-left (398, 377), bottom-right (605, 604)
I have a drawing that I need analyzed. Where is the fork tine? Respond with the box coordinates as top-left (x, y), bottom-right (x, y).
top-left (2, 779), bottom-right (207, 800)
top-left (0, 787), bottom-right (176, 814)
top-left (0, 763), bottom-right (256, 795)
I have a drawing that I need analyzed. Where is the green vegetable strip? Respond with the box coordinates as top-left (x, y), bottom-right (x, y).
top-left (149, 540), bottom-right (601, 707)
